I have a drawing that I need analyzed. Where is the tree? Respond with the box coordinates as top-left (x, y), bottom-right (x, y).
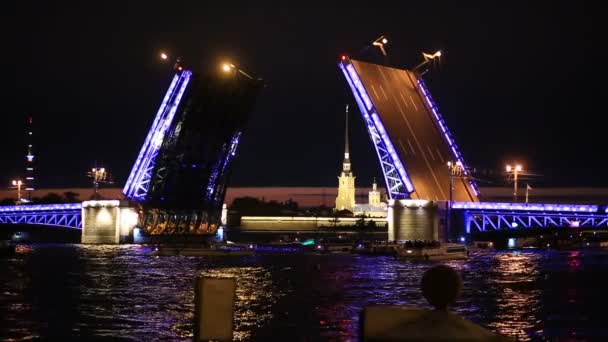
top-left (0, 198), bottom-right (16, 205)
top-left (38, 193), bottom-right (65, 204)
top-left (355, 215), bottom-right (367, 228)
top-left (63, 191), bottom-right (80, 203)
top-left (329, 210), bottom-right (341, 228)
top-left (366, 220), bottom-right (377, 229)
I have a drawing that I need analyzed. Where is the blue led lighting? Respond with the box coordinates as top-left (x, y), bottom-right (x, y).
top-left (0, 203), bottom-right (82, 229)
top-left (0, 203), bottom-right (82, 212)
top-left (453, 201), bottom-right (599, 213)
top-left (416, 78), bottom-right (479, 197)
top-left (206, 132), bottom-right (243, 200)
top-left (123, 74), bottom-right (179, 193)
top-left (123, 71), bottom-right (192, 201)
top-left (339, 61), bottom-right (414, 198)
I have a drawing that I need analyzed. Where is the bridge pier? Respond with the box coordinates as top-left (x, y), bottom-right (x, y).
top-left (81, 200), bottom-right (138, 244)
top-left (387, 200), bottom-right (447, 242)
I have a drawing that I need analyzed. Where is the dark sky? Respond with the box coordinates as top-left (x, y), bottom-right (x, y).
top-left (3, 1), bottom-right (608, 190)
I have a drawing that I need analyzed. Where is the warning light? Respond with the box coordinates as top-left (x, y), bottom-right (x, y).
top-left (341, 55), bottom-right (347, 61)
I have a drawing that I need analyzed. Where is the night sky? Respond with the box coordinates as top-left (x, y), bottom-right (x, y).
top-left (4, 1), bottom-right (608, 190)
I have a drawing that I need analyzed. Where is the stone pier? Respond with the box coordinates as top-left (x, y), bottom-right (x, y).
top-left (81, 200), bottom-right (138, 244)
top-left (387, 200), bottom-right (447, 242)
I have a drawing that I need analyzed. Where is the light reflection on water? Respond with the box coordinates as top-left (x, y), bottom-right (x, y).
top-left (3, 244), bottom-right (608, 340)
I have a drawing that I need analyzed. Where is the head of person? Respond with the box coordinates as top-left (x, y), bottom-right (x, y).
top-left (421, 265), bottom-right (462, 310)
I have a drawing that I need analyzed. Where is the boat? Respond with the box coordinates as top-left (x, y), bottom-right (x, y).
top-left (396, 243), bottom-right (468, 260)
top-left (153, 246), bottom-right (255, 256)
top-left (313, 242), bottom-right (354, 254)
top-left (352, 242), bottom-right (401, 255)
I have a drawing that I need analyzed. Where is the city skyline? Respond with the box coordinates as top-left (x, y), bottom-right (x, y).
top-left (4, 2), bottom-right (608, 189)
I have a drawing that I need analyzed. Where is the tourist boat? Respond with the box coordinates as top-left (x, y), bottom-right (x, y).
top-left (396, 243), bottom-right (468, 260)
top-left (352, 242), bottom-right (401, 255)
top-left (153, 245), bottom-right (255, 256)
top-left (313, 242), bottom-right (354, 254)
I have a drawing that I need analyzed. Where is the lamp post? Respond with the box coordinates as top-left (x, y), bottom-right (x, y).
top-left (11, 179), bottom-right (23, 204)
top-left (446, 161), bottom-right (463, 241)
top-left (221, 62), bottom-right (255, 80)
top-left (413, 50), bottom-right (442, 72)
top-left (506, 164), bottom-right (523, 203)
top-left (89, 167), bottom-right (108, 199)
top-left (372, 36), bottom-right (389, 56)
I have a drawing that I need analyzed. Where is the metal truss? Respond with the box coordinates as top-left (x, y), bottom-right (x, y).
top-left (123, 70), bottom-right (192, 202)
top-left (339, 60), bottom-right (413, 200)
top-left (463, 210), bottom-right (608, 232)
top-left (206, 131), bottom-right (242, 202)
top-left (362, 113), bottom-right (408, 198)
top-left (416, 78), bottom-right (479, 197)
top-left (0, 204), bottom-right (82, 229)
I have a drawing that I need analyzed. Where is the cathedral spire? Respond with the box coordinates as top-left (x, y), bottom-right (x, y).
top-left (336, 104), bottom-right (356, 211)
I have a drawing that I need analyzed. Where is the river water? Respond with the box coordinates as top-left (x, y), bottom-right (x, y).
top-left (2, 244), bottom-right (608, 341)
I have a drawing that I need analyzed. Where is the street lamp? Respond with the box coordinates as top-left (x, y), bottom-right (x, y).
top-left (372, 36), bottom-right (389, 56)
top-left (414, 50), bottom-right (442, 72)
top-left (220, 61), bottom-right (261, 82)
top-left (88, 167), bottom-right (109, 199)
top-left (11, 179), bottom-right (23, 204)
top-left (506, 164), bottom-right (523, 202)
top-left (446, 161), bottom-right (463, 242)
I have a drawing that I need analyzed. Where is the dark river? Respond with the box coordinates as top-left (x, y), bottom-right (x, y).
top-left (2, 244), bottom-right (608, 341)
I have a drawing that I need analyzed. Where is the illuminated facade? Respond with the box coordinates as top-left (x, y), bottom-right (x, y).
top-left (123, 66), bottom-right (262, 234)
top-left (336, 105), bottom-right (356, 211)
top-left (368, 179), bottom-right (381, 207)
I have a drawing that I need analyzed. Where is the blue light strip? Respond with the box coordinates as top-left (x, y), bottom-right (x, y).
top-left (123, 74), bottom-right (179, 193)
top-left (206, 132), bottom-right (242, 199)
top-left (0, 203), bottom-right (82, 212)
top-left (123, 71), bottom-right (192, 201)
top-left (452, 201), bottom-right (600, 213)
top-left (339, 61), bottom-right (414, 197)
top-left (416, 79), bottom-right (479, 197)
top-left (0, 203), bottom-right (82, 229)
top-left (465, 211), bottom-right (608, 231)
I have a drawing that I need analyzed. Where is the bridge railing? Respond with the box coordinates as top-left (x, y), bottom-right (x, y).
top-left (454, 201), bottom-right (608, 232)
top-left (0, 203), bottom-right (82, 229)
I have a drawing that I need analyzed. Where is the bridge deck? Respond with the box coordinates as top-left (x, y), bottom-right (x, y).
top-left (348, 59), bottom-right (477, 202)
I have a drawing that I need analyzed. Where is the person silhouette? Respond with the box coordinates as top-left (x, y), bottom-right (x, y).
top-left (361, 265), bottom-right (513, 341)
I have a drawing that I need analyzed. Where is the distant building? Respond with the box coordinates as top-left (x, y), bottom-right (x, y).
top-left (368, 178), bottom-right (381, 207)
top-left (336, 105), bottom-right (356, 211)
top-left (354, 179), bottom-right (388, 218)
